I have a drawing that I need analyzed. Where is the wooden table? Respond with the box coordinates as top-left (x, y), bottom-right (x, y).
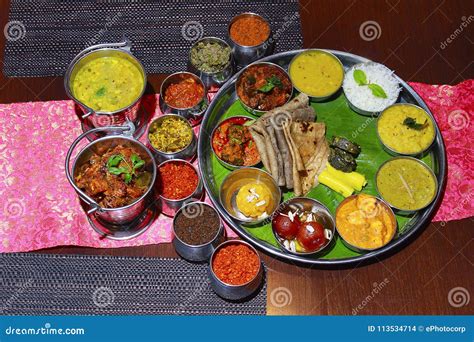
top-left (0, 0), bottom-right (472, 315)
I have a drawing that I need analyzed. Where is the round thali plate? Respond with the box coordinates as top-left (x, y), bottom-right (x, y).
top-left (198, 49), bottom-right (446, 266)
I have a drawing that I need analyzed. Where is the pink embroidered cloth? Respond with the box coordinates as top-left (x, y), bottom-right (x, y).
top-left (0, 81), bottom-right (472, 252)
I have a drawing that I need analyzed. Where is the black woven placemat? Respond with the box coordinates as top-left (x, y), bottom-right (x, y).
top-left (3, 0), bottom-right (303, 77)
top-left (0, 253), bottom-right (266, 315)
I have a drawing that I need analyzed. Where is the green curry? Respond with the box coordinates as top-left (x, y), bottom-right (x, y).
top-left (72, 56), bottom-right (144, 112)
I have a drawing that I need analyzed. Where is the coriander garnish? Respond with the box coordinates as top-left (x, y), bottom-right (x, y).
top-left (107, 153), bottom-right (145, 184)
top-left (258, 75), bottom-right (283, 93)
top-left (403, 117), bottom-right (429, 130)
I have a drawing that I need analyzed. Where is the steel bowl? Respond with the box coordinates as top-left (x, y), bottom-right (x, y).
top-left (209, 240), bottom-right (263, 301)
top-left (210, 115), bottom-right (260, 170)
top-left (343, 62), bottom-right (401, 116)
top-left (288, 49), bottom-right (344, 102)
top-left (188, 37), bottom-right (234, 90)
top-left (375, 156), bottom-right (439, 215)
top-left (376, 103), bottom-right (436, 156)
top-left (159, 72), bottom-right (208, 126)
top-left (157, 159), bottom-right (204, 217)
top-left (335, 194), bottom-right (397, 253)
top-left (147, 114), bottom-right (197, 163)
top-left (172, 202), bottom-right (224, 262)
top-left (236, 61), bottom-right (293, 116)
top-left (272, 197), bottom-right (336, 256)
top-left (64, 40), bottom-right (147, 137)
top-left (65, 126), bottom-right (157, 239)
top-left (219, 167), bottom-right (281, 226)
top-left (228, 12), bottom-right (273, 66)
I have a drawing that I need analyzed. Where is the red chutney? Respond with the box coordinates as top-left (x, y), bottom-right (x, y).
top-left (212, 117), bottom-right (260, 166)
top-left (212, 243), bottom-right (260, 285)
top-left (158, 161), bottom-right (198, 200)
top-left (164, 77), bottom-right (204, 109)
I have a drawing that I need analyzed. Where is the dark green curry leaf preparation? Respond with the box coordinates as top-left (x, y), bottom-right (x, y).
top-left (328, 136), bottom-right (361, 172)
top-left (352, 69), bottom-right (388, 99)
top-left (75, 145), bottom-right (151, 208)
top-left (403, 117), bottom-right (429, 131)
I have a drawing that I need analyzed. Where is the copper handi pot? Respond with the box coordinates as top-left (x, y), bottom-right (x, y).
top-left (65, 124), bottom-right (157, 239)
top-left (64, 39), bottom-right (147, 138)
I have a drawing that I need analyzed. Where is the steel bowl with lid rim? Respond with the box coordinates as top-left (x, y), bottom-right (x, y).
top-left (288, 49), bottom-right (345, 102)
top-left (272, 197), bottom-right (336, 256)
top-left (146, 114), bottom-right (197, 163)
top-left (187, 36), bottom-right (234, 90)
top-left (375, 156), bottom-right (439, 215)
top-left (335, 194), bottom-right (398, 253)
top-left (157, 159), bottom-right (204, 217)
top-left (159, 72), bottom-right (208, 126)
top-left (227, 12), bottom-right (273, 66)
top-left (376, 103), bottom-right (436, 156)
top-left (210, 115), bottom-right (260, 170)
top-left (236, 61), bottom-right (294, 116)
top-left (65, 124), bottom-right (157, 240)
top-left (172, 201), bottom-right (225, 262)
top-left (64, 39), bottom-right (147, 139)
top-left (209, 239), bottom-right (264, 301)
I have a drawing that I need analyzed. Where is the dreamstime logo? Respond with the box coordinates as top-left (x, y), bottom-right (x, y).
top-left (440, 15), bottom-right (474, 50)
top-left (181, 201), bottom-right (204, 219)
top-left (448, 109), bottom-right (470, 130)
top-left (359, 21), bottom-right (381, 41)
top-left (270, 287), bottom-right (292, 308)
top-left (92, 286), bottom-right (115, 308)
top-left (4, 199), bottom-right (25, 219)
top-left (352, 278), bottom-right (390, 315)
top-left (95, 114), bottom-right (114, 127)
top-left (269, 110), bottom-right (292, 131)
top-left (181, 21), bottom-right (203, 42)
top-left (4, 20), bottom-right (26, 41)
top-left (448, 287), bottom-right (470, 308)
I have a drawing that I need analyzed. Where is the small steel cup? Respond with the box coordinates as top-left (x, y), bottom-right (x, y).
top-left (188, 37), bottom-right (234, 90)
top-left (209, 240), bottom-right (264, 301)
top-left (147, 114), bottom-right (197, 163)
top-left (228, 12), bottom-right (273, 66)
top-left (159, 72), bottom-right (208, 126)
top-left (172, 202), bottom-right (224, 262)
top-left (157, 159), bottom-right (204, 217)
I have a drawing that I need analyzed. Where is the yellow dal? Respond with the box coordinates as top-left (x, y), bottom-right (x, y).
top-left (289, 51), bottom-right (343, 97)
top-left (376, 158), bottom-right (436, 211)
top-left (378, 105), bottom-right (435, 154)
top-left (72, 56), bottom-right (144, 112)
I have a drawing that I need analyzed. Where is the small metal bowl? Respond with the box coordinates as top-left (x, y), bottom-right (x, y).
top-left (172, 202), bottom-right (225, 262)
top-left (219, 167), bottom-right (281, 226)
top-left (209, 240), bottom-right (264, 301)
top-left (376, 103), bottom-right (436, 156)
top-left (157, 159), bottom-right (204, 217)
top-left (210, 115), bottom-right (260, 170)
top-left (159, 72), bottom-right (208, 126)
top-left (271, 197), bottom-right (336, 256)
top-left (188, 37), bottom-right (234, 90)
top-left (228, 12), bottom-right (273, 66)
top-left (236, 61), bottom-right (293, 116)
top-left (147, 114), bottom-right (197, 163)
top-left (335, 194), bottom-right (397, 253)
top-left (342, 62), bottom-right (400, 116)
top-left (288, 49), bottom-right (344, 102)
top-left (375, 156), bottom-right (438, 215)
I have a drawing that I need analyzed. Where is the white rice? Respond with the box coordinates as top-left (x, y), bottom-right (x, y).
top-left (343, 62), bottom-right (400, 113)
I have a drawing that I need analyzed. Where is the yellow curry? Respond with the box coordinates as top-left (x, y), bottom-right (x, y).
top-left (336, 194), bottom-right (396, 250)
top-left (289, 50), bottom-right (344, 97)
top-left (378, 104), bottom-right (435, 155)
top-left (376, 158), bottom-right (437, 211)
top-left (72, 55), bottom-right (144, 112)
